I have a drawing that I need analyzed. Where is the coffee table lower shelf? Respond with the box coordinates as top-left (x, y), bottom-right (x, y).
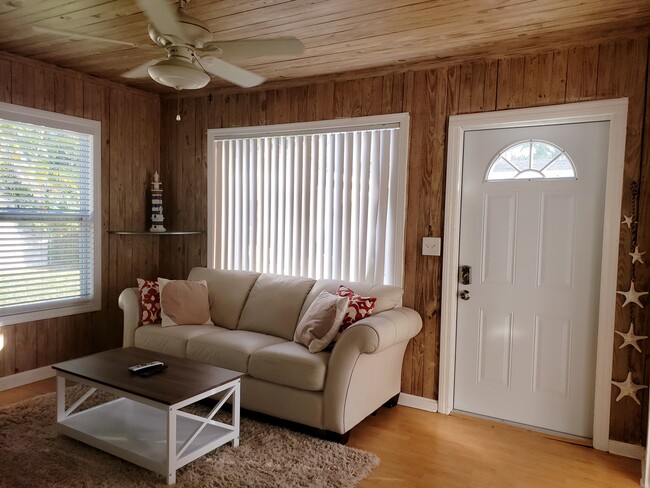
top-left (59, 397), bottom-right (236, 481)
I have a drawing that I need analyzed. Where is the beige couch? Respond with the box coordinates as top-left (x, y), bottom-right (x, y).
top-left (119, 267), bottom-right (422, 440)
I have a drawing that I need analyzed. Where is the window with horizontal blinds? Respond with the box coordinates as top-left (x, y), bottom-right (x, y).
top-left (0, 102), bottom-right (101, 325)
top-left (207, 114), bottom-right (409, 286)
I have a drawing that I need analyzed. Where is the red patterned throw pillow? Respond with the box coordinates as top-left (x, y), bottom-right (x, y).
top-left (137, 278), bottom-right (161, 325)
top-left (335, 285), bottom-right (377, 331)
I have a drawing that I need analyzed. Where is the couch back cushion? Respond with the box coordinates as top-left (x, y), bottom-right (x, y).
top-left (298, 279), bottom-right (403, 321)
top-left (237, 273), bottom-right (316, 340)
top-left (188, 267), bottom-right (260, 330)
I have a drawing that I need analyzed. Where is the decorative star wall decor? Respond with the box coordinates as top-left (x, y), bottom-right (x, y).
top-left (621, 215), bottom-right (636, 229)
top-left (629, 246), bottom-right (646, 265)
top-left (615, 323), bottom-right (647, 353)
top-left (612, 372), bottom-right (648, 405)
top-left (616, 281), bottom-right (648, 308)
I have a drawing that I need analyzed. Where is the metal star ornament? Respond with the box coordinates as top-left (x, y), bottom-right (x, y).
top-left (621, 215), bottom-right (636, 229)
top-left (616, 281), bottom-right (648, 308)
top-left (629, 246), bottom-right (646, 265)
top-left (615, 323), bottom-right (647, 353)
top-left (611, 372), bottom-right (648, 405)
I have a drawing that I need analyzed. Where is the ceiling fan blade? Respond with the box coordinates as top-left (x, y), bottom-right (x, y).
top-left (122, 59), bottom-right (165, 79)
top-left (32, 26), bottom-right (138, 47)
top-left (202, 38), bottom-right (305, 58)
top-left (136, 0), bottom-right (189, 44)
top-left (200, 56), bottom-right (265, 88)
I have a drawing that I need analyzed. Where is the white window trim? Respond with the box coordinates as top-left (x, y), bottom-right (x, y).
top-left (206, 113), bottom-right (410, 286)
top-left (0, 101), bottom-right (102, 326)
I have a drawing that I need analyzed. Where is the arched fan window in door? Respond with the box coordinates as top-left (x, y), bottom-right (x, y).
top-left (485, 139), bottom-right (577, 181)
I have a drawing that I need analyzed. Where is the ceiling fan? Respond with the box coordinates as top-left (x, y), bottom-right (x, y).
top-left (32, 0), bottom-right (304, 90)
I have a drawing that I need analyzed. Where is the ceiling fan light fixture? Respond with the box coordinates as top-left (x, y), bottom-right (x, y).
top-left (147, 58), bottom-right (210, 90)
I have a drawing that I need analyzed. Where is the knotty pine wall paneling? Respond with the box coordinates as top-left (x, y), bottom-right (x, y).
top-left (160, 36), bottom-right (650, 444)
top-left (0, 51), bottom-right (160, 375)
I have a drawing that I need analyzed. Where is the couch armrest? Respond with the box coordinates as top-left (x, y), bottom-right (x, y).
top-left (333, 307), bottom-right (422, 355)
top-left (118, 287), bottom-right (139, 347)
top-left (323, 307), bottom-right (422, 433)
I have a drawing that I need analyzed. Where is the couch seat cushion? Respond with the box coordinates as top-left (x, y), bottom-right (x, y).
top-left (134, 324), bottom-right (222, 357)
top-left (186, 330), bottom-right (285, 373)
top-left (248, 342), bottom-right (330, 391)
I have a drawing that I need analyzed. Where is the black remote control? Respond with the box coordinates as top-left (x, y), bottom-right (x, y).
top-left (128, 361), bottom-right (166, 376)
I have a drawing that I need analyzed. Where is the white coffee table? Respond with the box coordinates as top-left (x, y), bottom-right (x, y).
top-left (53, 347), bottom-right (242, 485)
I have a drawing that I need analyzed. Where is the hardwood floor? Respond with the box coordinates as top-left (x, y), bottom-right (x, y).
top-left (0, 380), bottom-right (641, 487)
top-left (350, 407), bottom-right (641, 487)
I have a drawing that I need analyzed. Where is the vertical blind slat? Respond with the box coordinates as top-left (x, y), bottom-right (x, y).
top-left (276, 138), bottom-right (285, 274)
top-left (292, 137), bottom-right (301, 276)
top-left (284, 138), bottom-right (294, 276)
top-left (331, 133), bottom-right (343, 280)
top-left (262, 139), bottom-right (271, 273)
top-left (269, 138), bottom-right (278, 274)
top-left (358, 131), bottom-right (370, 281)
top-left (240, 140), bottom-right (251, 269)
top-left (227, 140), bottom-right (235, 270)
top-left (308, 136), bottom-right (318, 279)
top-left (340, 133), bottom-right (353, 281)
top-left (385, 130), bottom-right (399, 282)
top-left (365, 131), bottom-right (381, 280)
top-left (349, 132), bottom-right (361, 282)
top-left (234, 140), bottom-right (242, 270)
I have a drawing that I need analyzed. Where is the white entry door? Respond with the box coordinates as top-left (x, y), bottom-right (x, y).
top-left (454, 121), bottom-right (610, 438)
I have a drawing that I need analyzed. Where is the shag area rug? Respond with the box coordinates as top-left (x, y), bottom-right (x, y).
top-left (0, 388), bottom-right (379, 487)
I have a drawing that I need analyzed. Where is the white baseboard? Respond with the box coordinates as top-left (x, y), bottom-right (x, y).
top-left (608, 440), bottom-right (644, 460)
top-left (0, 366), bottom-right (55, 392)
top-left (398, 393), bottom-right (438, 412)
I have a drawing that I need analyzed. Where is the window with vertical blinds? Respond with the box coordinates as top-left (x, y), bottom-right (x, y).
top-left (207, 114), bottom-right (409, 286)
top-left (0, 102), bottom-right (101, 326)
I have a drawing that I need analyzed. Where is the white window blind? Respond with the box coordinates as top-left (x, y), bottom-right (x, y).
top-left (0, 102), bottom-right (101, 325)
top-left (208, 115), bottom-right (409, 286)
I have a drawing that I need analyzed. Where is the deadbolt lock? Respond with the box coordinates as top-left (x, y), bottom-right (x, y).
top-left (459, 265), bottom-right (472, 285)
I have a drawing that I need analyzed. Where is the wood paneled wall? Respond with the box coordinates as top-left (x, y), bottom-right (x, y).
top-left (0, 51), bottom-right (160, 374)
top-left (160, 36), bottom-right (650, 444)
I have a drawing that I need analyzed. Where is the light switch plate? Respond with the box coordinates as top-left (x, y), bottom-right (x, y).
top-left (422, 237), bottom-right (441, 256)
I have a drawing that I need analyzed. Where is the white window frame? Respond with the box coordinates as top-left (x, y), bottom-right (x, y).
top-left (485, 139), bottom-right (578, 181)
top-left (0, 101), bottom-right (102, 326)
top-left (207, 113), bottom-right (410, 286)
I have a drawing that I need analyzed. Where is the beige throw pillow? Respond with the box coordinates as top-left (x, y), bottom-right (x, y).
top-left (158, 278), bottom-right (214, 327)
top-left (294, 290), bottom-right (349, 353)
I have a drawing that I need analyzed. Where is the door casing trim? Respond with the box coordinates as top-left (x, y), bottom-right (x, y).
top-left (439, 98), bottom-right (629, 451)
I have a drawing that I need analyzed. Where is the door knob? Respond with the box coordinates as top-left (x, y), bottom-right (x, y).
top-left (459, 290), bottom-right (471, 301)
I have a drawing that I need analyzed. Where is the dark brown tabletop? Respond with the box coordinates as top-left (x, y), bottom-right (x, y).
top-left (52, 347), bottom-right (243, 406)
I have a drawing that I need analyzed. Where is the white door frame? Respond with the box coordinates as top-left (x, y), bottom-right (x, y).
top-left (438, 98), bottom-right (628, 451)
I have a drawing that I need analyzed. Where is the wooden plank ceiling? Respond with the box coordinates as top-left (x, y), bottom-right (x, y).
top-left (1, 0), bottom-right (650, 93)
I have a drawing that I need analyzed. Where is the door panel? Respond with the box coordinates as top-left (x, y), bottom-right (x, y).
top-left (481, 193), bottom-right (517, 284)
top-left (454, 122), bottom-right (609, 438)
top-left (532, 315), bottom-right (571, 397)
top-left (537, 192), bottom-right (576, 288)
top-left (477, 309), bottom-right (513, 388)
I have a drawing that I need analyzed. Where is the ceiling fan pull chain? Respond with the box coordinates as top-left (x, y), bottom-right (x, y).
top-left (176, 90), bottom-right (181, 122)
